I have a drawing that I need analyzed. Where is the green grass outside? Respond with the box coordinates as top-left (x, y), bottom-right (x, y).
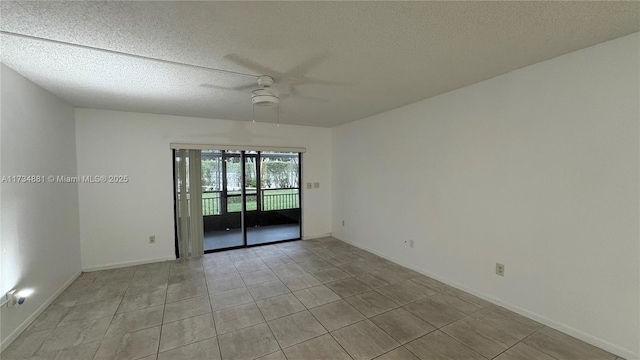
top-left (202, 189), bottom-right (299, 214)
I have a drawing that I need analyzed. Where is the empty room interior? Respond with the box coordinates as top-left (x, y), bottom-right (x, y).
top-left (1, 2), bottom-right (639, 360)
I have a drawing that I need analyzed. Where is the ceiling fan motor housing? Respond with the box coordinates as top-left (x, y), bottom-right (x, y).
top-left (257, 75), bottom-right (274, 88)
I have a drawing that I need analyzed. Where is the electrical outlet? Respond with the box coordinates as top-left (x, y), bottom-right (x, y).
top-left (409, 239), bottom-right (415, 248)
top-left (306, 182), bottom-right (312, 189)
top-left (149, 235), bottom-right (156, 244)
top-left (342, 220), bottom-right (345, 227)
top-left (314, 182), bottom-right (320, 188)
top-left (496, 263), bottom-right (505, 276)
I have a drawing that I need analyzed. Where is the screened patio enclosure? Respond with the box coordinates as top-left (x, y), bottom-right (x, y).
top-left (174, 147), bottom-right (302, 254)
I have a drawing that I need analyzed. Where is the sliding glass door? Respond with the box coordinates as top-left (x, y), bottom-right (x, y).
top-left (200, 150), bottom-right (244, 251)
top-left (176, 148), bottom-right (301, 254)
top-left (246, 151), bottom-right (301, 246)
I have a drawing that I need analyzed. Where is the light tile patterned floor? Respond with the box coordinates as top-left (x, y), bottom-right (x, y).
top-left (1, 237), bottom-right (624, 360)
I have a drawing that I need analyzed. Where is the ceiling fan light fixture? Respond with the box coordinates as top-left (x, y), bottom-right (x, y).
top-left (251, 89), bottom-right (280, 106)
top-left (251, 94), bottom-right (280, 106)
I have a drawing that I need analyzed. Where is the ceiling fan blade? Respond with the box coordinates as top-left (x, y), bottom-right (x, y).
top-left (280, 53), bottom-right (346, 87)
top-left (200, 83), bottom-right (255, 92)
top-left (296, 95), bottom-right (329, 103)
top-left (200, 83), bottom-right (243, 92)
top-left (228, 98), bottom-right (246, 106)
top-left (224, 53), bottom-right (280, 77)
top-left (299, 78), bottom-right (347, 86)
top-left (289, 85), bottom-right (300, 97)
top-left (285, 52), bottom-right (330, 78)
top-left (278, 93), bottom-right (291, 102)
top-left (234, 83), bottom-right (257, 92)
top-left (277, 91), bottom-right (328, 103)
top-left (283, 85), bottom-right (328, 102)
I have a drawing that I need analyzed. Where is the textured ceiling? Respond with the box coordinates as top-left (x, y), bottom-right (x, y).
top-left (1, 2), bottom-right (639, 127)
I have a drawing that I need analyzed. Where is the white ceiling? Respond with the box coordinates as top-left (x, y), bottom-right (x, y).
top-left (1, 2), bottom-right (638, 128)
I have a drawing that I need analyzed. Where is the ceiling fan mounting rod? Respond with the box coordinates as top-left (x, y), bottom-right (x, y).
top-left (0, 30), bottom-right (260, 80)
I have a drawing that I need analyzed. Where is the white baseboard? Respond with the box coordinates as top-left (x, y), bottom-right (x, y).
top-left (82, 256), bottom-right (176, 272)
top-left (0, 270), bottom-right (81, 352)
top-left (302, 232), bottom-right (332, 240)
top-left (336, 236), bottom-right (638, 360)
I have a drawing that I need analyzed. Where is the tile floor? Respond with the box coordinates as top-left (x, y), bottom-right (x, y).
top-left (1, 237), bottom-right (624, 360)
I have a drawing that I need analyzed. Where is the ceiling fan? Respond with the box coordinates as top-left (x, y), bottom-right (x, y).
top-left (200, 52), bottom-right (338, 107)
top-left (0, 30), bottom-right (337, 123)
top-left (247, 75), bottom-right (280, 107)
top-left (249, 75), bottom-right (281, 124)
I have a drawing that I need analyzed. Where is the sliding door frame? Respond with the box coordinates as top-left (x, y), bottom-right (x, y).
top-left (171, 149), bottom-right (302, 255)
top-left (240, 150), bottom-right (247, 248)
top-left (202, 150), bottom-right (302, 253)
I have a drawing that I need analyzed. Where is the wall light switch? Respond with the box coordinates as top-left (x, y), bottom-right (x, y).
top-left (314, 182), bottom-right (320, 188)
top-left (5, 289), bottom-right (16, 308)
top-left (306, 182), bottom-right (312, 189)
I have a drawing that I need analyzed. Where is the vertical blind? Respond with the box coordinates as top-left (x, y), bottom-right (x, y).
top-left (175, 149), bottom-right (204, 257)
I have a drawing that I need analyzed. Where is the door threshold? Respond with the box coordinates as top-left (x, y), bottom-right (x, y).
top-left (203, 237), bottom-right (301, 254)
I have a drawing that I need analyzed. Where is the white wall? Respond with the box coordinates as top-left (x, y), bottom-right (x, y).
top-left (332, 32), bottom-right (639, 359)
top-left (75, 109), bottom-right (332, 270)
top-left (0, 65), bottom-right (81, 349)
